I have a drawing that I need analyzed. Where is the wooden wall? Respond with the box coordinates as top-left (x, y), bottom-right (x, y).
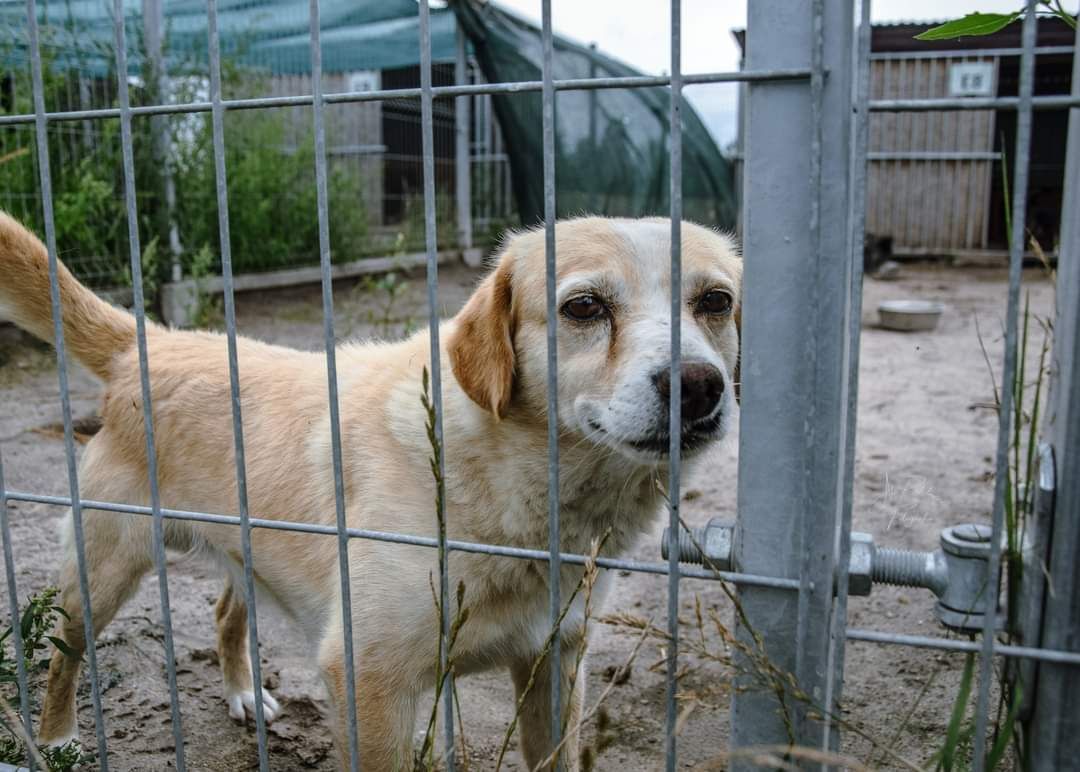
top-left (867, 55), bottom-right (997, 252)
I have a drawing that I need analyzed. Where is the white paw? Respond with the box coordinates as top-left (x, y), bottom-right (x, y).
top-left (227, 687), bottom-right (281, 724)
top-left (41, 729), bottom-right (80, 750)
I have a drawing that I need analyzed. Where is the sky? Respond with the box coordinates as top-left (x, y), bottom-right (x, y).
top-left (493, 0), bottom-right (1026, 148)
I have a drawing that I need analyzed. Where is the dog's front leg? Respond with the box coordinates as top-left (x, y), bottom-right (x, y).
top-left (318, 635), bottom-right (418, 772)
top-left (509, 629), bottom-right (586, 772)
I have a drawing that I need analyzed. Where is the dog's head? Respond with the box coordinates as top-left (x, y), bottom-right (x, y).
top-left (448, 217), bottom-right (741, 464)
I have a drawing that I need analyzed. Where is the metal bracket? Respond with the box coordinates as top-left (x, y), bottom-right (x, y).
top-left (1016, 441), bottom-right (1056, 720)
top-left (663, 519), bottom-right (1000, 633)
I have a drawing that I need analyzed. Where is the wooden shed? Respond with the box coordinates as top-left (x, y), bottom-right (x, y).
top-left (735, 17), bottom-right (1075, 259)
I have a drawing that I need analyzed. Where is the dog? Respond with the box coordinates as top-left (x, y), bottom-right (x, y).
top-left (0, 212), bottom-right (742, 770)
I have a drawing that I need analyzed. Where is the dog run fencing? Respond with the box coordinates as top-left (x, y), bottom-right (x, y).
top-left (1, 0), bottom-right (1079, 770)
top-left (0, 2), bottom-right (517, 296)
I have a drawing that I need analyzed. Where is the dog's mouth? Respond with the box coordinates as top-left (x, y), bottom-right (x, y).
top-left (627, 412), bottom-right (723, 456)
top-left (587, 412), bottom-right (724, 459)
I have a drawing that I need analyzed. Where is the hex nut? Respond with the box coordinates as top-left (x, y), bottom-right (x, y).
top-left (848, 532), bottom-right (874, 596)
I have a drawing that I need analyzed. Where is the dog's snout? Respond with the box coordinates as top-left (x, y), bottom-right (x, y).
top-left (652, 362), bottom-right (725, 422)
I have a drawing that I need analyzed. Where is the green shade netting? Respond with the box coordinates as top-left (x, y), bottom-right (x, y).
top-left (1, 0), bottom-right (735, 230)
top-left (451, 0), bottom-right (735, 229)
top-left (0, 0), bottom-right (457, 75)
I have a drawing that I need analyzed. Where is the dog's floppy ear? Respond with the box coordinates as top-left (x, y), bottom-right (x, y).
top-left (449, 257), bottom-right (516, 419)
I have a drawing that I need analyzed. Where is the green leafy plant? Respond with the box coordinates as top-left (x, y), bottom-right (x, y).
top-left (916, 2), bottom-right (1075, 40)
top-left (0, 587), bottom-right (93, 771)
top-left (0, 31), bottom-right (371, 300)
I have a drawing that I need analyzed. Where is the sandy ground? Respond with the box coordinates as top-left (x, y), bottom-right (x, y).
top-left (0, 261), bottom-right (1054, 771)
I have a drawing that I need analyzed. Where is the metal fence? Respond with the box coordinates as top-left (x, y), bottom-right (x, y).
top-left (0, 17), bottom-right (513, 294)
top-left (1, 0), bottom-right (1079, 770)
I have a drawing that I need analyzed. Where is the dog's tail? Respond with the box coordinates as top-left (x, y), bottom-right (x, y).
top-left (0, 211), bottom-right (136, 379)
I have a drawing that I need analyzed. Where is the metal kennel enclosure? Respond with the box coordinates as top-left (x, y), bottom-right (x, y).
top-left (1, 0), bottom-right (1080, 770)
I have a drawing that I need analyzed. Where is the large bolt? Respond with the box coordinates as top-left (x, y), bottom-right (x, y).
top-left (661, 518), bottom-right (734, 572)
top-left (664, 521), bottom-right (998, 633)
top-left (872, 545), bottom-right (948, 597)
top-left (850, 524), bottom-right (995, 632)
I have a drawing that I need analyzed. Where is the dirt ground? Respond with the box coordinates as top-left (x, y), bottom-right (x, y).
top-left (0, 260), bottom-right (1054, 771)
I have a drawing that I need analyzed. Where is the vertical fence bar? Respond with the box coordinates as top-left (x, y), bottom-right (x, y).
top-left (539, 0), bottom-right (563, 763)
top-left (663, 1), bottom-right (682, 770)
top-left (800, 0), bottom-right (858, 751)
top-left (307, 0), bottom-right (360, 768)
top-left (793, 0), bottom-right (827, 738)
top-left (824, 0), bottom-right (871, 739)
top-left (454, 22), bottom-right (472, 251)
top-left (140, 0), bottom-right (181, 280)
top-left (418, 1), bottom-right (456, 767)
top-left (24, 0), bottom-right (110, 766)
top-left (0, 448), bottom-right (36, 770)
top-left (111, 3), bottom-right (187, 767)
top-left (1026, 16), bottom-right (1080, 769)
top-left (732, 0), bottom-right (855, 761)
top-left (971, 3), bottom-right (1036, 768)
top-left (893, 58), bottom-right (909, 245)
top-left (587, 42), bottom-right (599, 214)
top-left (204, 0), bottom-right (271, 766)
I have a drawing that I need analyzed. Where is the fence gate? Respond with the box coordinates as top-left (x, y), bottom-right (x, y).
top-left (2, 0), bottom-right (1080, 770)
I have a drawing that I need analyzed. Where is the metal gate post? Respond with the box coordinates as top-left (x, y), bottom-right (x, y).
top-left (1026, 20), bottom-right (1080, 770)
top-left (732, 0), bottom-right (857, 763)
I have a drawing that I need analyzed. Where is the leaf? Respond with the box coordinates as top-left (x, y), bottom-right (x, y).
top-left (19, 603), bottom-right (36, 640)
top-left (47, 636), bottom-right (79, 660)
top-left (941, 652), bottom-right (977, 770)
top-left (986, 682), bottom-right (1023, 769)
top-left (915, 12), bottom-right (1022, 40)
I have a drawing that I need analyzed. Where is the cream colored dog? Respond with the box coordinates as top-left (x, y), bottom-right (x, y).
top-left (0, 212), bottom-right (741, 770)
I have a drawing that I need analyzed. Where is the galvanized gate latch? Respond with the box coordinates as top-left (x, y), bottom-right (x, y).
top-left (662, 519), bottom-right (998, 632)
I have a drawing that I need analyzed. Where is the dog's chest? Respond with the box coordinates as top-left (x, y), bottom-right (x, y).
top-left (452, 558), bottom-right (610, 672)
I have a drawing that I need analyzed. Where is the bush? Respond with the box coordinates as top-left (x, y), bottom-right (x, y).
top-left (0, 39), bottom-right (369, 296)
top-left (170, 101), bottom-right (369, 275)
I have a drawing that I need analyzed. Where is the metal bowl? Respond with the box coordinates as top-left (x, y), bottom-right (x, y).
top-left (878, 299), bottom-right (945, 332)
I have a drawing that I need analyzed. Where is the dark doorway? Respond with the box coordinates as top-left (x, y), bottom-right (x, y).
top-left (989, 52), bottom-right (1073, 252)
top-left (380, 64), bottom-right (457, 226)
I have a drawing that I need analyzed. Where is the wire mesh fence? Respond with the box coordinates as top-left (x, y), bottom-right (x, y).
top-left (0, 0), bottom-right (1079, 770)
top-left (0, 8), bottom-right (515, 293)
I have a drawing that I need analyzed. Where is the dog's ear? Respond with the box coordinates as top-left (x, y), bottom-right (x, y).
top-left (733, 303), bottom-right (742, 404)
top-left (449, 258), bottom-right (516, 419)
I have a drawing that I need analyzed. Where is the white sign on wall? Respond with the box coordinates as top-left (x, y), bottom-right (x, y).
top-left (347, 71), bottom-right (379, 93)
top-left (948, 62), bottom-right (995, 97)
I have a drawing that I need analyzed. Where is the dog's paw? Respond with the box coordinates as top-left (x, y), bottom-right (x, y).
top-left (226, 687), bottom-right (281, 724)
top-left (40, 734), bottom-right (86, 770)
top-left (40, 729), bottom-right (80, 750)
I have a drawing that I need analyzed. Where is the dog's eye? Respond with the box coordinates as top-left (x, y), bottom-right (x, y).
top-left (562, 295), bottom-right (607, 322)
top-left (696, 289), bottom-right (733, 316)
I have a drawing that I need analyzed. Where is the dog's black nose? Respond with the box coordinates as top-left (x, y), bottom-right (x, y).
top-left (652, 362), bottom-right (725, 423)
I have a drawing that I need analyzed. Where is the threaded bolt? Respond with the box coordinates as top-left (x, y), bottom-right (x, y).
top-left (661, 526), bottom-right (707, 564)
top-left (872, 547), bottom-right (948, 597)
top-left (661, 520), bottom-right (733, 570)
top-left (872, 548), bottom-right (927, 587)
